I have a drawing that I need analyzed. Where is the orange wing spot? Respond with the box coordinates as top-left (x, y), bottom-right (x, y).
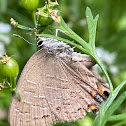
top-left (97, 84), bottom-right (104, 94)
top-left (91, 90), bottom-right (97, 97)
top-left (88, 104), bottom-right (98, 114)
top-left (88, 105), bottom-right (97, 111)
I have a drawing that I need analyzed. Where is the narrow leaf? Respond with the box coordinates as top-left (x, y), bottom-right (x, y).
top-left (86, 7), bottom-right (99, 53)
top-left (102, 91), bottom-right (126, 125)
top-left (59, 17), bottom-right (89, 50)
top-left (112, 120), bottom-right (126, 126)
top-left (108, 113), bottom-right (126, 121)
top-left (104, 80), bottom-right (126, 112)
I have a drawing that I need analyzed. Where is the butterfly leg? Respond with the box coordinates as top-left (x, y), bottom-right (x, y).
top-left (55, 29), bottom-right (65, 36)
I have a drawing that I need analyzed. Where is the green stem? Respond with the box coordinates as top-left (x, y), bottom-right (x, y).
top-left (60, 26), bottom-right (89, 48)
top-left (16, 23), bottom-right (34, 31)
top-left (32, 11), bottom-right (37, 28)
top-left (83, 51), bottom-right (113, 92)
top-left (58, 18), bottom-right (90, 51)
top-left (95, 56), bottom-right (113, 92)
top-left (13, 88), bottom-right (22, 101)
top-left (10, 77), bottom-right (13, 88)
top-left (10, 76), bottom-right (17, 90)
top-left (9, 76), bottom-right (21, 101)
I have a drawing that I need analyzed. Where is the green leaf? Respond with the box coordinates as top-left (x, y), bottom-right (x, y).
top-left (102, 91), bottom-right (126, 125)
top-left (112, 120), bottom-right (126, 126)
top-left (104, 80), bottom-right (126, 112)
top-left (85, 7), bottom-right (113, 94)
top-left (108, 113), bottom-right (126, 121)
top-left (86, 7), bottom-right (99, 53)
top-left (0, 0), bottom-right (7, 13)
top-left (58, 16), bottom-right (89, 51)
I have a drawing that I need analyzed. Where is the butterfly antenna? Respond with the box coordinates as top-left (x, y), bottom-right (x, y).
top-left (35, 8), bottom-right (40, 30)
top-left (13, 34), bottom-right (35, 45)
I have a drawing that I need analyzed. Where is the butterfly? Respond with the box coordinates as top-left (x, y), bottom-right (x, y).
top-left (9, 37), bottom-right (109, 126)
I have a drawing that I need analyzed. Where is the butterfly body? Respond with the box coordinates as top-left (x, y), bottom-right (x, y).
top-left (9, 38), bottom-right (109, 126)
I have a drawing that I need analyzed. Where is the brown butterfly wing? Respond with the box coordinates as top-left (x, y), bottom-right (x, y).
top-left (9, 49), bottom-right (86, 126)
top-left (41, 55), bottom-right (99, 122)
top-left (9, 49), bottom-right (59, 126)
top-left (9, 48), bottom-right (109, 126)
top-left (66, 60), bottom-right (109, 94)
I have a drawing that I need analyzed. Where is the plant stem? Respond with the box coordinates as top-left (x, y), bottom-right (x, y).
top-left (16, 24), bottom-right (34, 31)
top-left (10, 76), bottom-right (17, 91)
top-left (95, 56), bottom-right (113, 92)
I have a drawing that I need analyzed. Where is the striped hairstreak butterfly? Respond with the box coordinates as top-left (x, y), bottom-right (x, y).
top-left (9, 37), bottom-right (109, 126)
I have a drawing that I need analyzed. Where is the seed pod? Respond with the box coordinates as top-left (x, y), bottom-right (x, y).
top-left (36, 6), bottom-right (53, 26)
top-left (0, 55), bottom-right (19, 77)
top-left (21, 0), bottom-right (39, 11)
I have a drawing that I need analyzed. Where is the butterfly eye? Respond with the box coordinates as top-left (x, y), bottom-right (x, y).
top-left (36, 9), bottom-right (39, 12)
top-left (37, 40), bottom-right (43, 48)
top-left (103, 91), bottom-right (109, 98)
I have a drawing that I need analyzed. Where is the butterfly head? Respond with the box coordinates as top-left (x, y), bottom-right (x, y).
top-left (36, 37), bottom-right (52, 48)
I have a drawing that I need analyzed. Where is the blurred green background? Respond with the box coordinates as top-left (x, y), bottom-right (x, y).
top-left (0, 0), bottom-right (126, 126)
